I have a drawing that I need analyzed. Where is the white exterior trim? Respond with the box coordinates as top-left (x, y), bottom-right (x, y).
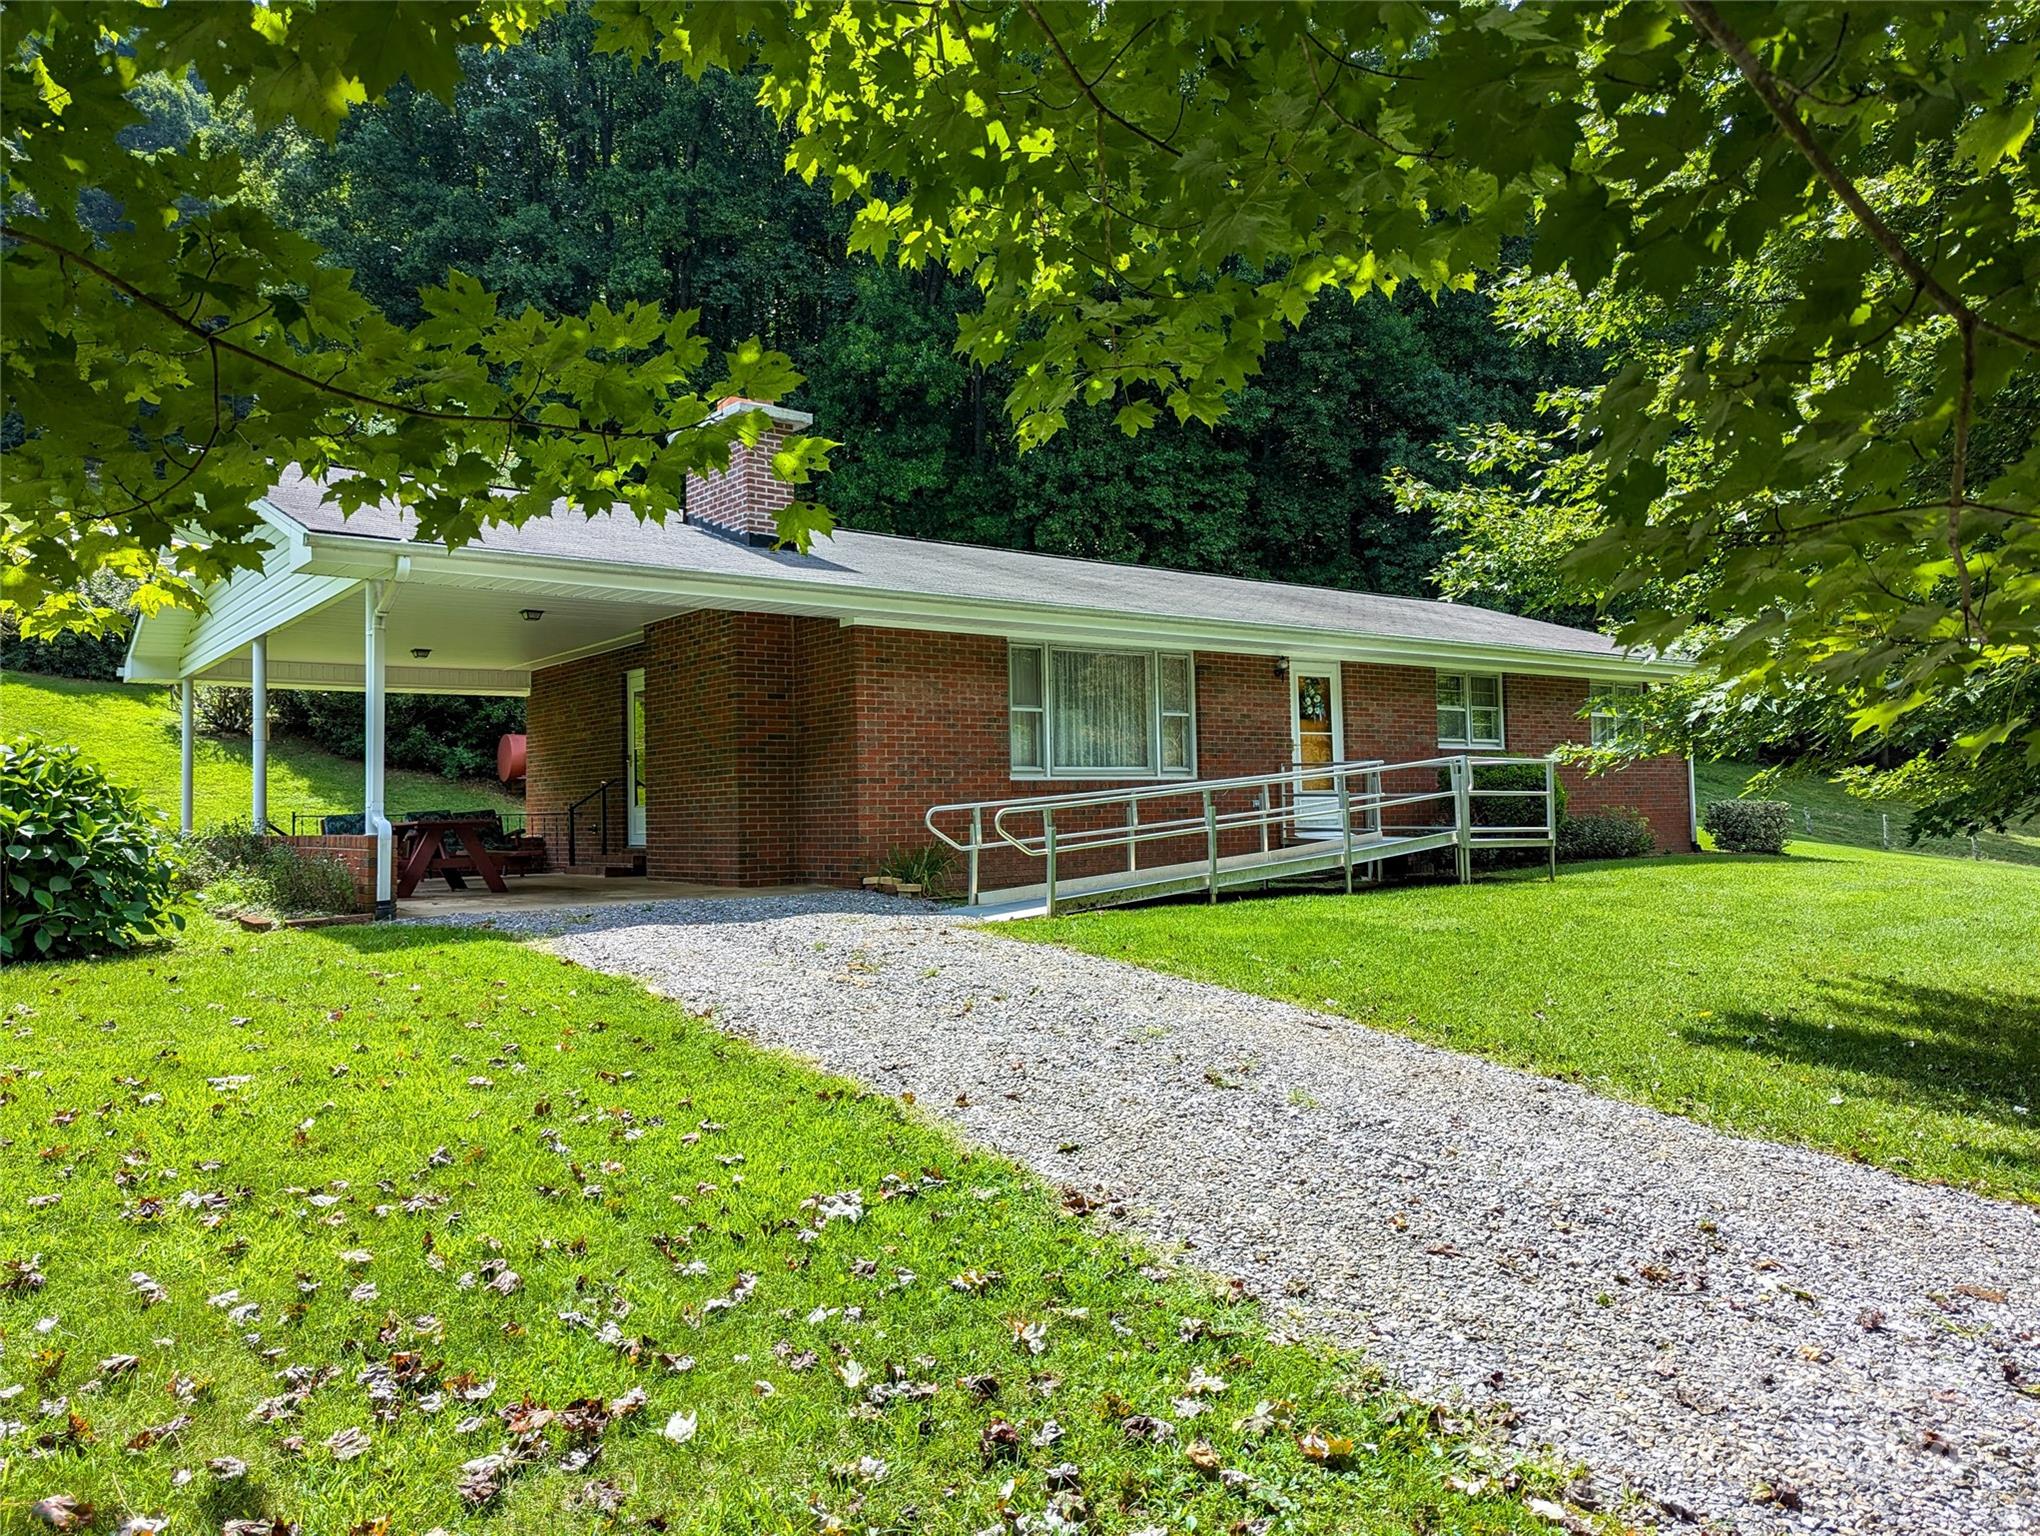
top-left (1435, 669), bottom-right (1507, 751)
top-left (250, 636), bottom-right (268, 830)
top-left (286, 529), bottom-right (1689, 684)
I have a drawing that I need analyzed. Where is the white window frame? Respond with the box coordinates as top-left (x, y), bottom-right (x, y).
top-left (1436, 670), bottom-right (1506, 750)
top-left (1008, 641), bottom-right (1198, 781)
top-left (1588, 681), bottom-right (1647, 747)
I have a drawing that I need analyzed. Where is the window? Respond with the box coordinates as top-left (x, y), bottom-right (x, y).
top-left (1158, 652), bottom-right (1194, 773)
top-left (1009, 645), bottom-right (1046, 772)
top-left (1008, 643), bottom-right (1196, 778)
top-left (1436, 671), bottom-right (1504, 749)
top-left (1589, 681), bottom-right (1646, 747)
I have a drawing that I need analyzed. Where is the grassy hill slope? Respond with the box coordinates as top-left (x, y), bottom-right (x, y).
top-left (1, 672), bottom-right (518, 831)
top-left (1696, 758), bottom-right (2040, 867)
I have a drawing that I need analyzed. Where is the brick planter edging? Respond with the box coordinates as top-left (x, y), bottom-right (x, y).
top-left (270, 834), bottom-right (379, 914)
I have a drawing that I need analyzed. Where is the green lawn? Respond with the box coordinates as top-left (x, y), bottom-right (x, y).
top-left (1015, 844), bottom-right (2040, 1202)
top-left (0, 919), bottom-right (1563, 1536)
top-left (1696, 757), bottom-right (2040, 866)
top-left (1, 672), bottom-right (517, 831)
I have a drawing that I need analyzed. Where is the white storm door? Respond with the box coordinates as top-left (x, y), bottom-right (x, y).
top-left (1289, 663), bottom-right (1345, 837)
top-left (625, 668), bottom-right (647, 847)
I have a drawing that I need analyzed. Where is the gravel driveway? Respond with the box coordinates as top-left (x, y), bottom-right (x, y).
top-left (434, 893), bottom-right (2040, 1535)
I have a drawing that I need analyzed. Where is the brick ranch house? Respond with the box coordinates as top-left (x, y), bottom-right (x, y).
top-left (125, 402), bottom-right (1692, 915)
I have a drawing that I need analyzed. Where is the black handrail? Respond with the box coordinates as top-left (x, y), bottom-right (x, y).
top-left (566, 779), bottom-right (614, 867)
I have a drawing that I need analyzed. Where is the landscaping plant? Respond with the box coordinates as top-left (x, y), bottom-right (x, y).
top-left (0, 736), bottom-right (183, 961)
top-left (1556, 807), bottom-right (1656, 862)
top-left (180, 820), bottom-right (358, 918)
top-left (1701, 799), bottom-right (1794, 855)
top-left (875, 843), bottom-right (956, 896)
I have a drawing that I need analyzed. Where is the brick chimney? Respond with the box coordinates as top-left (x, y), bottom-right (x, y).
top-left (683, 397), bottom-right (816, 546)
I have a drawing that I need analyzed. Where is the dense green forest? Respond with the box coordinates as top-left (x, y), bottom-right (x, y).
top-left (247, 6), bottom-right (1583, 598)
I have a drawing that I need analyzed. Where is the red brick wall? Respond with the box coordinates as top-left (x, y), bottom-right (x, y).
top-left (639, 611), bottom-right (811, 884)
top-left (1500, 674), bottom-right (1692, 851)
top-left (686, 421), bottom-right (798, 542)
top-left (833, 631), bottom-right (1298, 888)
top-left (525, 643), bottom-right (642, 866)
top-left (524, 617), bottom-right (1694, 886)
top-left (1342, 662), bottom-right (1454, 833)
top-left (793, 619), bottom-right (864, 883)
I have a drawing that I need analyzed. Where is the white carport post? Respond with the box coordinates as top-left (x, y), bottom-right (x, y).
top-left (363, 583), bottom-right (394, 918)
top-left (178, 679), bottom-right (195, 835)
top-left (249, 636), bottom-right (268, 832)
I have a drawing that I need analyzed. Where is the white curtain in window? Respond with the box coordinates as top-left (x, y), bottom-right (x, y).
top-left (1052, 649), bottom-right (1152, 770)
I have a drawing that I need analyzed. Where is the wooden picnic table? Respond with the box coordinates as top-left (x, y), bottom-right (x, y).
top-left (394, 815), bottom-right (510, 898)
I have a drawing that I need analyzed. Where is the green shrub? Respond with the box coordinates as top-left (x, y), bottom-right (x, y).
top-left (1449, 760), bottom-right (1567, 872)
top-left (180, 820), bottom-right (360, 916)
top-left (0, 736), bottom-right (183, 961)
top-left (269, 690), bottom-right (525, 781)
top-left (1702, 798), bottom-right (1793, 854)
top-left (192, 683), bottom-right (253, 737)
top-left (876, 843), bottom-right (954, 895)
top-left (1557, 806), bottom-right (1656, 862)
top-left (262, 846), bottom-right (359, 914)
top-left (180, 820), bottom-right (270, 885)
top-left (1461, 760), bottom-right (1567, 830)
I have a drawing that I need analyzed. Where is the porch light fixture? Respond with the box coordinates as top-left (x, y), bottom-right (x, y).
top-left (519, 609), bottom-right (545, 622)
top-left (1273, 657), bottom-right (1289, 678)
top-left (411, 647), bottom-right (432, 660)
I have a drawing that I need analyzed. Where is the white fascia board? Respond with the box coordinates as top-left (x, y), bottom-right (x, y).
top-left (250, 498), bottom-right (314, 556)
top-left (300, 530), bottom-right (1691, 684)
top-left (122, 611), bottom-right (179, 683)
top-left (191, 654), bottom-right (530, 696)
top-left (123, 510), bottom-right (308, 683)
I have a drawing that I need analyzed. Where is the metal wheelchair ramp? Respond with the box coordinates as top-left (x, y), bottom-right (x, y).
top-left (927, 755), bottom-right (1560, 918)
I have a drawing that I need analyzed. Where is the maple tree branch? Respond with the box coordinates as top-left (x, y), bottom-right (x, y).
top-left (1300, 26), bottom-right (1417, 83)
top-left (1018, 0), bottom-right (1182, 159)
top-left (1, 222), bottom-right (684, 443)
top-left (1752, 497), bottom-right (2040, 542)
top-left (1680, 1), bottom-right (2040, 358)
top-left (1297, 33), bottom-right (1442, 162)
top-left (1949, 319), bottom-right (1983, 641)
top-left (1683, 0), bottom-right (2018, 645)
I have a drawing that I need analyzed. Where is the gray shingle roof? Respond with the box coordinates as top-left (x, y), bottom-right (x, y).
top-left (263, 469), bottom-right (1631, 661)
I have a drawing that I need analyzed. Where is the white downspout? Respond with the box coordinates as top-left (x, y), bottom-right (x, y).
top-left (1687, 754), bottom-right (1699, 849)
top-left (250, 636), bottom-right (268, 833)
top-left (364, 582), bottom-right (394, 918)
top-left (178, 680), bottom-right (195, 836)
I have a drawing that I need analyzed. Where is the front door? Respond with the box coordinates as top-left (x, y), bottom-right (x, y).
top-left (624, 668), bottom-right (647, 847)
top-left (1289, 662), bottom-right (1344, 837)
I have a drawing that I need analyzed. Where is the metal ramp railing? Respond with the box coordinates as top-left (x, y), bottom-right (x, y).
top-left (926, 754), bottom-right (1560, 915)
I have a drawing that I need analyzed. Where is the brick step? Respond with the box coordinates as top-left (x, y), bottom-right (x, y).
top-left (602, 855), bottom-right (647, 878)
